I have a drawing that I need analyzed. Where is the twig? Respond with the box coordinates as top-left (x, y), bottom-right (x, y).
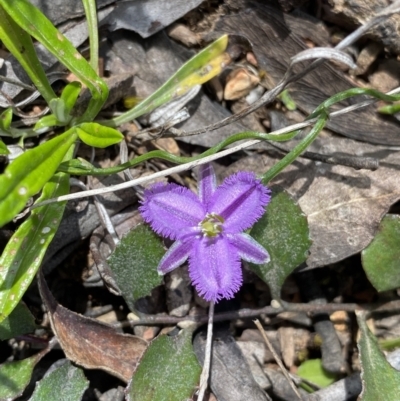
top-left (197, 302), bottom-right (214, 401)
top-left (112, 299), bottom-right (400, 328)
top-left (254, 319), bottom-right (303, 400)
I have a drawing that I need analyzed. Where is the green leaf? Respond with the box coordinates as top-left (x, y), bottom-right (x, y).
top-left (361, 215), bottom-right (400, 292)
top-left (0, 5), bottom-right (57, 105)
top-left (34, 114), bottom-right (59, 132)
top-left (0, 0), bottom-right (108, 122)
top-left (76, 122), bottom-right (123, 148)
top-left (29, 361), bottom-right (89, 401)
top-left (297, 359), bottom-right (336, 391)
top-left (0, 108), bottom-right (13, 131)
top-left (0, 129), bottom-right (76, 227)
top-left (0, 353), bottom-right (42, 400)
top-left (0, 302), bottom-right (36, 340)
top-left (46, 82), bottom-right (82, 126)
top-left (61, 81), bottom-right (82, 114)
top-left (249, 188), bottom-right (311, 300)
top-left (127, 330), bottom-right (201, 401)
top-left (108, 224), bottom-right (164, 310)
top-left (0, 138), bottom-right (9, 155)
top-left (357, 311), bottom-right (400, 401)
top-left (0, 172), bottom-right (69, 322)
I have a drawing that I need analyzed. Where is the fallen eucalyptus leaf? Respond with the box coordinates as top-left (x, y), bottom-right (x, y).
top-left (38, 269), bottom-right (148, 382)
top-left (361, 214), bottom-right (400, 292)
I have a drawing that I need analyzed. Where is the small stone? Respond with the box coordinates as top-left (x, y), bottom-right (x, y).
top-left (353, 42), bottom-right (381, 76)
top-left (167, 23), bottom-right (200, 47)
top-left (369, 59), bottom-right (400, 92)
top-left (224, 68), bottom-right (260, 100)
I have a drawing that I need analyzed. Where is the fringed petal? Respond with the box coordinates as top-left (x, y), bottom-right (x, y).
top-left (158, 239), bottom-right (193, 274)
top-left (140, 182), bottom-right (205, 240)
top-left (208, 172), bottom-right (271, 233)
top-left (188, 236), bottom-right (242, 302)
top-left (227, 233), bottom-right (270, 264)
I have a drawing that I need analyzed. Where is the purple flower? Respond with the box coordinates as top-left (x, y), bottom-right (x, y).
top-left (139, 163), bottom-right (271, 302)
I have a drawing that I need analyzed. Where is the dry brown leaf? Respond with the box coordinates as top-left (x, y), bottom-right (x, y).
top-left (38, 270), bottom-right (148, 382)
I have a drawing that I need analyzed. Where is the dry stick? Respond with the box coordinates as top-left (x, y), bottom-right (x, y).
top-left (113, 299), bottom-right (400, 328)
top-left (254, 319), bottom-right (303, 400)
top-left (197, 301), bottom-right (215, 401)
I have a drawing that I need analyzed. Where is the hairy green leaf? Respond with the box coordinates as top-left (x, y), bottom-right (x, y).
top-left (108, 224), bottom-right (164, 310)
top-left (0, 302), bottom-right (37, 340)
top-left (0, 129), bottom-right (76, 227)
top-left (76, 122), bottom-right (123, 148)
top-left (357, 311), bottom-right (400, 401)
top-left (30, 361), bottom-right (89, 401)
top-left (127, 330), bottom-right (201, 401)
top-left (250, 188), bottom-right (311, 300)
top-left (0, 348), bottom-right (49, 401)
top-left (0, 172), bottom-right (69, 322)
top-left (362, 215), bottom-right (400, 292)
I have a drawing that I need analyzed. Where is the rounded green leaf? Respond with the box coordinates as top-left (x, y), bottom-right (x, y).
top-left (249, 188), bottom-right (311, 300)
top-left (0, 354), bottom-right (40, 400)
top-left (361, 214), bottom-right (400, 292)
top-left (76, 122), bottom-right (123, 148)
top-left (108, 224), bottom-right (165, 310)
top-left (127, 330), bottom-right (201, 401)
top-left (30, 361), bottom-right (88, 401)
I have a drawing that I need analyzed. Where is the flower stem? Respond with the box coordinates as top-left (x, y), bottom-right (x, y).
top-left (261, 113), bottom-right (328, 184)
top-left (197, 301), bottom-right (215, 401)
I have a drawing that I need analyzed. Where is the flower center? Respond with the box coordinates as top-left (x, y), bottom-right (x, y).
top-left (200, 213), bottom-right (224, 237)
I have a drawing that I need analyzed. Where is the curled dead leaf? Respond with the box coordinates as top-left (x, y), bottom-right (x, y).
top-left (38, 269), bottom-right (148, 382)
